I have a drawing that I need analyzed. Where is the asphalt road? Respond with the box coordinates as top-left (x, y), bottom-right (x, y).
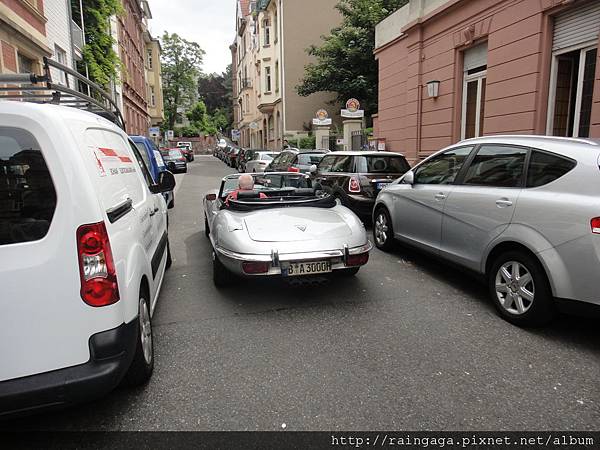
top-left (4, 155), bottom-right (599, 431)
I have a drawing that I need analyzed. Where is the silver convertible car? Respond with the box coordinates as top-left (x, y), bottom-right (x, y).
top-left (203, 173), bottom-right (372, 286)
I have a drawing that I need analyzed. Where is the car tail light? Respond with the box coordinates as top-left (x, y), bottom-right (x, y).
top-left (288, 166), bottom-right (300, 173)
top-left (347, 252), bottom-right (369, 267)
top-left (76, 222), bottom-right (120, 307)
top-left (242, 261), bottom-right (270, 274)
top-left (592, 217), bottom-right (600, 234)
top-left (349, 177), bottom-right (361, 193)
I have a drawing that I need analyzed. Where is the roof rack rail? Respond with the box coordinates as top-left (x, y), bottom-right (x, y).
top-left (0, 57), bottom-right (125, 130)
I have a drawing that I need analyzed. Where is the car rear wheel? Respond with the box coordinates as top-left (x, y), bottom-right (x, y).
top-left (488, 251), bottom-right (555, 327)
top-left (124, 294), bottom-right (154, 386)
top-left (213, 251), bottom-right (234, 287)
top-left (373, 207), bottom-right (394, 251)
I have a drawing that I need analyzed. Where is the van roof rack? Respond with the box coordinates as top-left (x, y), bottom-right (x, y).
top-left (0, 57), bottom-right (125, 130)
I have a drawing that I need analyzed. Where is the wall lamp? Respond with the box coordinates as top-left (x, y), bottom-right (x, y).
top-left (426, 80), bottom-right (440, 99)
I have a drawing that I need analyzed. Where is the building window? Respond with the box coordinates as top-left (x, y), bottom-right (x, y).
top-left (274, 12), bottom-right (278, 43)
top-left (547, 46), bottom-right (597, 138)
top-left (265, 66), bottom-right (272, 93)
top-left (263, 19), bottom-right (271, 46)
top-left (461, 43), bottom-right (488, 140)
top-left (54, 45), bottom-right (67, 84)
top-left (275, 60), bottom-right (279, 92)
top-left (147, 49), bottom-right (153, 69)
top-left (268, 115), bottom-right (275, 140)
top-left (18, 53), bottom-right (35, 73)
top-left (149, 85), bottom-right (156, 107)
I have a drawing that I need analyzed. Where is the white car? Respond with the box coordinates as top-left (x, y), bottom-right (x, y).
top-left (217, 138), bottom-right (227, 149)
top-left (0, 102), bottom-right (175, 416)
top-left (245, 151), bottom-right (279, 173)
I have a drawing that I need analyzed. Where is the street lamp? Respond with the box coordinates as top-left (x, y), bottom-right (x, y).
top-left (426, 80), bottom-right (440, 99)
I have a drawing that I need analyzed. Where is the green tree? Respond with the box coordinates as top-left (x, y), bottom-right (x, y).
top-left (197, 64), bottom-right (234, 132)
top-left (73, 0), bottom-right (123, 87)
top-left (297, 0), bottom-right (407, 118)
top-left (161, 32), bottom-right (205, 130)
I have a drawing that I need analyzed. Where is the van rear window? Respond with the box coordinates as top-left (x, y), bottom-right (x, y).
top-left (0, 127), bottom-right (56, 245)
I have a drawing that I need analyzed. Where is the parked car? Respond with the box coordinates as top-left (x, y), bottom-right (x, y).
top-left (217, 138), bottom-right (227, 150)
top-left (266, 149), bottom-right (330, 173)
top-left (373, 135), bottom-right (600, 326)
top-left (203, 173), bottom-right (372, 286)
top-left (176, 142), bottom-right (194, 162)
top-left (131, 136), bottom-right (175, 208)
top-left (311, 151), bottom-right (410, 219)
top-left (245, 151), bottom-right (279, 173)
top-left (161, 148), bottom-right (188, 174)
top-left (0, 102), bottom-right (176, 416)
top-left (228, 147), bottom-right (241, 168)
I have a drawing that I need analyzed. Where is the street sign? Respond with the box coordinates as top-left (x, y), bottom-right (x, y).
top-left (167, 130), bottom-right (174, 140)
top-left (149, 127), bottom-right (160, 137)
top-left (231, 129), bottom-right (241, 141)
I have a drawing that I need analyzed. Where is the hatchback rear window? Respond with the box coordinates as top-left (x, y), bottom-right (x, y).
top-left (526, 150), bottom-right (576, 188)
top-left (356, 155), bottom-right (410, 173)
top-left (0, 127), bottom-right (56, 245)
top-left (298, 153), bottom-right (326, 165)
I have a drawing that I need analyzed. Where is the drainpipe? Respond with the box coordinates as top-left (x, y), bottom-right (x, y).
top-left (416, 24), bottom-right (423, 156)
top-left (279, 0), bottom-right (286, 144)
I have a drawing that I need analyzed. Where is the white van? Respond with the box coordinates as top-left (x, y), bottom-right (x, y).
top-left (0, 102), bottom-right (175, 416)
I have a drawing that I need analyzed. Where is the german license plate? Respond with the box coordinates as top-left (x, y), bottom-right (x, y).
top-left (376, 182), bottom-right (391, 190)
top-left (285, 260), bottom-right (332, 277)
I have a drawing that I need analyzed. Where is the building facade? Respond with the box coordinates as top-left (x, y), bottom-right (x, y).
top-left (233, 0), bottom-right (342, 150)
top-left (0, 0), bottom-right (52, 75)
top-left (374, 0), bottom-right (600, 164)
top-left (142, 2), bottom-right (164, 128)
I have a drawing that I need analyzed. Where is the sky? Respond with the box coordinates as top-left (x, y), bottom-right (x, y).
top-left (148, 0), bottom-right (236, 75)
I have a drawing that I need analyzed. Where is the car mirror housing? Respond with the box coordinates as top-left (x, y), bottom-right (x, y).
top-left (403, 171), bottom-right (415, 185)
top-left (205, 193), bottom-right (217, 201)
top-left (309, 164), bottom-right (318, 174)
top-left (151, 170), bottom-right (176, 194)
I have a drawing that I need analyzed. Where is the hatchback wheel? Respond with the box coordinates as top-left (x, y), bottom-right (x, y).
top-left (373, 208), bottom-right (394, 251)
top-left (489, 251), bottom-right (555, 327)
top-left (124, 295), bottom-right (154, 386)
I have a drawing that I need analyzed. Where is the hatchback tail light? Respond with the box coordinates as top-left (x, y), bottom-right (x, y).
top-left (349, 177), bottom-right (361, 193)
top-left (76, 222), bottom-right (120, 307)
top-left (242, 261), bottom-right (270, 274)
top-left (288, 166), bottom-right (300, 173)
top-left (592, 217), bottom-right (600, 234)
top-left (347, 252), bottom-right (369, 267)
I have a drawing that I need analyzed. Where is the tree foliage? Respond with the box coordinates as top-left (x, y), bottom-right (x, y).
top-left (297, 0), bottom-right (408, 117)
top-left (197, 64), bottom-right (234, 132)
top-left (73, 0), bottom-right (123, 87)
top-left (161, 32), bottom-right (205, 130)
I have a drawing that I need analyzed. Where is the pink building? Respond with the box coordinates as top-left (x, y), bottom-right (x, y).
top-left (373, 0), bottom-right (600, 164)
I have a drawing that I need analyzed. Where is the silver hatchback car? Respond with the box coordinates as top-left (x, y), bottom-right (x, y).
top-left (373, 136), bottom-right (600, 326)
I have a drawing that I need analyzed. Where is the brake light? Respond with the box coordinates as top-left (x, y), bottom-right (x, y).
top-left (288, 166), bottom-right (300, 173)
top-left (349, 177), bottom-right (361, 193)
top-left (242, 261), bottom-right (271, 274)
top-left (592, 218), bottom-right (600, 234)
top-left (76, 222), bottom-right (120, 307)
top-left (347, 252), bottom-right (369, 267)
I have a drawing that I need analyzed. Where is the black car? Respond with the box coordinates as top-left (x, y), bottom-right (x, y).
top-left (266, 149), bottom-right (329, 173)
top-left (311, 151), bottom-right (410, 219)
top-left (161, 148), bottom-right (188, 174)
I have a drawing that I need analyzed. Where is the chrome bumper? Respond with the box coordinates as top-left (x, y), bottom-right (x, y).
top-left (215, 242), bottom-right (373, 276)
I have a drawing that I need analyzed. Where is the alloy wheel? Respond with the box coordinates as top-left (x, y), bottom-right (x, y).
top-left (494, 261), bottom-right (535, 315)
top-left (139, 298), bottom-right (153, 364)
top-left (374, 213), bottom-right (389, 246)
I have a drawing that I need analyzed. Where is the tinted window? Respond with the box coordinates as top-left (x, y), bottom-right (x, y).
top-left (463, 145), bottom-right (527, 188)
top-left (526, 150), bottom-right (576, 188)
top-left (133, 141), bottom-right (153, 173)
top-left (129, 141), bottom-right (154, 187)
top-left (414, 146), bottom-right (473, 185)
top-left (356, 155), bottom-right (410, 173)
top-left (298, 153), bottom-right (326, 165)
top-left (318, 155), bottom-right (336, 172)
top-left (330, 156), bottom-right (353, 173)
top-left (0, 127), bottom-right (56, 245)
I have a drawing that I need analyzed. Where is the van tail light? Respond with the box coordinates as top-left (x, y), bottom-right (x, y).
top-left (592, 218), bottom-right (600, 234)
top-left (347, 252), bottom-right (369, 267)
top-left (288, 166), bottom-right (300, 173)
top-left (76, 222), bottom-right (120, 307)
top-left (242, 261), bottom-right (270, 274)
top-left (349, 177), bottom-right (361, 193)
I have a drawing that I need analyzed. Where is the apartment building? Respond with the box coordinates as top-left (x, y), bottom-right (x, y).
top-left (0, 0), bottom-right (52, 75)
top-left (233, 0), bottom-right (342, 150)
top-left (142, 3), bottom-right (164, 127)
top-left (373, 0), bottom-right (600, 164)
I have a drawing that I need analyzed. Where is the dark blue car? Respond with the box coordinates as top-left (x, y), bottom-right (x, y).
top-left (130, 135), bottom-right (175, 208)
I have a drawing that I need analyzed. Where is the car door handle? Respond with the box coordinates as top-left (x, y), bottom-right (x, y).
top-left (496, 198), bottom-right (513, 208)
top-left (434, 193), bottom-right (447, 201)
top-left (149, 207), bottom-right (159, 217)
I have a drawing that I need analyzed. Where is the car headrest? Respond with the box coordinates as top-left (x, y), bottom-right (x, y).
top-left (293, 188), bottom-right (315, 197)
top-left (237, 191), bottom-right (262, 200)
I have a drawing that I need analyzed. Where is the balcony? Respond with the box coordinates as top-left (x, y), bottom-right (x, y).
top-left (71, 20), bottom-right (84, 60)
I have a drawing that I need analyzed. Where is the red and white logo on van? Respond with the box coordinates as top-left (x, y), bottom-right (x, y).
top-left (98, 147), bottom-right (133, 163)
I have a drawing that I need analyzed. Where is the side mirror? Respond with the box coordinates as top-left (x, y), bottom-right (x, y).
top-left (309, 164), bottom-right (318, 174)
top-left (402, 171), bottom-right (415, 185)
top-left (205, 193), bottom-right (217, 201)
top-left (151, 170), bottom-right (176, 194)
